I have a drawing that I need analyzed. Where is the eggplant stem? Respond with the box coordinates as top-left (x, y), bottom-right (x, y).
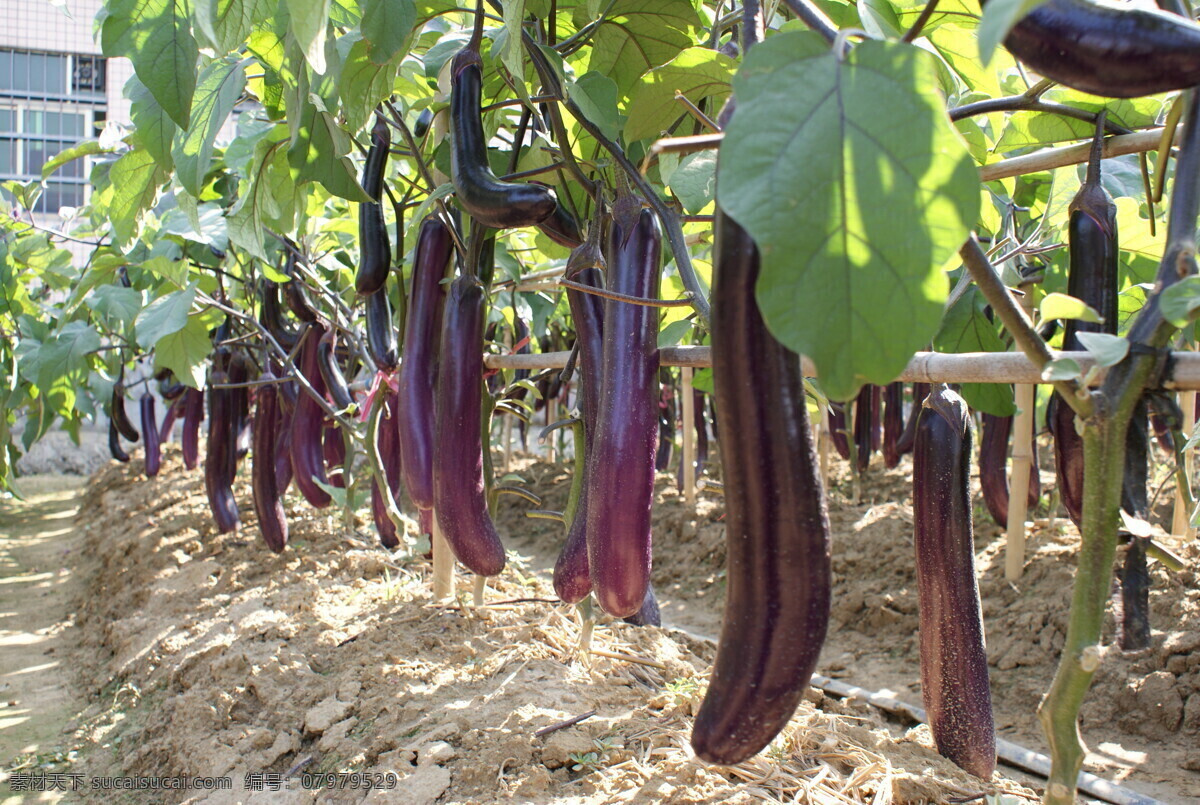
top-left (525, 509), bottom-right (566, 523)
top-left (674, 91), bottom-right (721, 134)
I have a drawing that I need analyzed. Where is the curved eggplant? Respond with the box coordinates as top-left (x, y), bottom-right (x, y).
top-left (112, 377), bottom-right (139, 442)
top-left (691, 208), bottom-right (832, 765)
top-left (366, 288), bottom-right (399, 372)
top-left (913, 387), bottom-right (996, 779)
top-left (252, 372), bottom-right (288, 553)
top-left (182, 387), bottom-right (204, 470)
top-left (317, 329), bottom-right (355, 412)
top-left (450, 47), bottom-right (556, 229)
top-left (827, 402), bottom-right (850, 460)
top-left (140, 393), bottom-right (161, 478)
top-left (432, 276), bottom-right (506, 576)
top-left (537, 200), bottom-right (584, 249)
top-left (999, 0), bottom-right (1200, 99)
top-left (585, 207), bottom-right (661, 618)
top-left (291, 326), bottom-right (333, 508)
top-left (397, 216), bottom-right (452, 513)
top-left (108, 418), bottom-right (130, 462)
top-left (159, 396), bottom-right (183, 444)
top-left (282, 248), bottom-right (319, 323)
top-left (371, 383), bottom-right (404, 549)
top-left (323, 425), bottom-right (346, 488)
top-left (622, 584), bottom-right (662, 627)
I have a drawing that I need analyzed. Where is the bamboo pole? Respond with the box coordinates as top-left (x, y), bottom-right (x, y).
top-left (472, 574), bottom-right (486, 607)
top-left (1174, 390), bottom-right (1195, 536)
top-left (1006, 381), bottom-right (1036, 581)
top-left (484, 348), bottom-right (1200, 388)
top-left (681, 367), bottom-right (696, 505)
top-left (432, 519), bottom-right (455, 601)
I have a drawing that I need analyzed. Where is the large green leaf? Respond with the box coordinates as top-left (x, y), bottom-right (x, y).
top-left (288, 0), bottom-right (331, 73)
top-left (101, 0), bottom-right (199, 129)
top-left (338, 36), bottom-right (404, 134)
top-left (933, 288), bottom-right (1016, 416)
top-left (568, 72), bottom-right (620, 142)
top-left (135, 284), bottom-right (197, 349)
top-left (41, 141), bottom-right (109, 180)
top-left (195, 0), bottom-right (273, 54)
top-left (86, 286), bottom-right (142, 329)
top-left (719, 33), bottom-right (980, 402)
top-left (153, 315), bottom-right (211, 388)
top-left (108, 148), bottom-right (169, 249)
top-left (624, 47), bottom-right (734, 142)
top-left (36, 322), bottom-right (101, 389)
top-left (580, 0), bottom-right (699, 94)
top-left (288, 100), bottom-right (370, 201)
top-left (173, 58), bottom-right (247, 196)
top-left (359, 0), bottom-right (415, 65)
top-left (128, 75), bottom-right (179, 170)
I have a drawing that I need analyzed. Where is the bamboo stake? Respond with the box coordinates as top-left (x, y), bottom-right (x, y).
top-left (681, 367), bottom-right (696, 505)
top-left (472, 574), bottom-right (486, 607)
top-left (432, 518), bottom-right (455, 601)
top-left (1173, 389), bottom-right (1195, 536)
top-left (1007, 381), bottom-right (1036, 581)
top-left (485, 348), bottom-right (1200, 388)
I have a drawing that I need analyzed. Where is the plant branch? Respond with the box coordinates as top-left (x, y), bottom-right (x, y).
top-left (949, 97), bottom-right (1132, 136)
top-left (902, 0), bottom-right (940, 42)
top-left (958, 236), bottom-right (1093, 417)
top-left (781, 0), bottom-right (839, 44)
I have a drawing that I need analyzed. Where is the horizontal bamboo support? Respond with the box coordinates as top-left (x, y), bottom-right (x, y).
top-left (485, 348), bottom-right (1200, 389)
top-left (980, 127), bottom-right (1174, 183)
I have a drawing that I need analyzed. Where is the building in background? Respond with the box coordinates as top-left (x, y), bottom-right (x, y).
top-left (1, 0), bottom-right (132, 218)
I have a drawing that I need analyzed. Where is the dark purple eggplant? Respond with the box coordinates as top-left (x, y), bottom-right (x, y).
top-left (182, 387), bottom-right (204, 470)
top-left (159, 397), bottom-right (183, 444)
top-left (656, 380), bottom-right (676, 472)
top-left (852, 385), bottom-right (874, 473)
top-left (912, 386), bottom-right (995, 779)
top-left (260, 277), bottom-right (300, 353)
top-left (323, 425), bottom-right (346, 488)
top-left (622, 584), bottom-right (662, 627)
top-left (371, 383), bottom-right (404, 549)
top-left (317, 329), bottom-right (355, 412)
top-left (108, 418), bottom-right (130, 462)
top-left (281, 247), bottom-right (319, 323)
top-left (896, 383), bottom-right (929, 456)
top-left (356, 116), bottom-right (392, 295)
top-left (140, 393), bottom-right (161, 478)
top-left (291, 326), bottom-right (333, 508)
top-left (413, 107), bottom-right (434, 139)
top-left (112, 376), bottom-right (139, 442)
top-left (828, 402), bottom-right (850, 460)
top-left (274, 394), bottom-right (294, 495)
top-left (999, 0), bottom-right (1200, 99)
top-left (554, 239), bottom-right (606, 604)
top-left (432, 276), bottom-right (506, 577)
top-left (449, 46), bottom-right (556, 229)
top-left (205, 359), bottom-right (240, 533)
top-left (159, 377), bottom-right (185, 400)
top-left (252, 372), bottom-right (288, 552)
top-left (366, 288), bottom-right (399, 372)
top-left (1117, 400), bottom-right (1151, 651)
top-left (536, 199), bottom-right (584, 248)
top-left (398, 216), bottom-right (452, 513)
top-left (691, 208), bottom-right (832, 765)
top-left (883, 382), bottom-right (903, 469)
top-left (980, 413), bottom-right (1042, 529)
top-left (585, 206), bottom-right (661, 618)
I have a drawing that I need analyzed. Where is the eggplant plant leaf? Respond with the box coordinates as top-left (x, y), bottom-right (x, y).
top-left (719, 34), bottom-right (979, 402)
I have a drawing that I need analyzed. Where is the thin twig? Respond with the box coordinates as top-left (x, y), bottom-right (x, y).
top-left (533, 710), bottom-right (597, 738)
top-left (902, 0), bottom-right (940, 42)
top-left (559, 277), bottom-right (693, 308)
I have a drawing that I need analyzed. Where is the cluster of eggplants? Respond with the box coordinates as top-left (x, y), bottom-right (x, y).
top-left (912, 386), bottom-right (996, 779)
top-left (554, 235), bottom-right (606, 604)
top-left (398, 217), bottom-right (452, 519)
top-left (993, 0), bottom-right (1200, 98)
top-left (979, 413), bottom-right (1042, 529)
top-left (584, 207), bottom-right (662, 618)
top-left (692, 205), bottom-right (831, 765)
top-left (1050, 120), bottom-right (1118, 528)
top-left (449, 43), bottom-right (556, 229)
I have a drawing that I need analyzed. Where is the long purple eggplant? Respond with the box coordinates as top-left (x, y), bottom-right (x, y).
top-left (852, 385), bottom-right (874, 473)
top-left (159, 396), bottom-right (184, 444)
top-left (585, 207), bottom-right (661, 618)
top-left (432, 276), bottom-right (506, 576)
top-left (317, 328), bottom-right (355, 412)
top-left (691, 207), bottom-right (831, 765)
top-left (140, 393), bottom-right (161, 478)
top-left (371, 383), bottom-right (403, 549)
top-left (980, 413), bottom-right (1042, 528)
top-left (108, 418), bottom-right (130, 462)
top-left (112, 376), bottom-right (139, 442)
top-left (398, 216), bottom-right (452, 513)
top-left (913, 386), bottom-right (995, 778)
top-left (274, 393), bottom-right (294, 495)
top-left (252, 372), bottom-right (288, 553)
top-left (828, 402), bottom-right (850, 460)
top-left (554, 237), bottom-right (606, 604)
top-left (896, 383), bottom-right (929, 456)
top-left (323, 425), bottom-right (346, 488)
top-left (291, 325), bottom-right (333, 508)
top-left (205, 357), bottom-right (240, 533)
top-left (883, 382), bottom-right (903, 468)
top-left (182, 387), bottom-right (204, 469)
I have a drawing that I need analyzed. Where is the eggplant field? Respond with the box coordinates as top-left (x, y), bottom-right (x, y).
top-left (4, 1), bottom-right (1200, 803)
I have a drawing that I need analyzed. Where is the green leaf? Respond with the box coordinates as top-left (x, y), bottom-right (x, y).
top-left (1075, 331), bottom-right (1128, 368)
top-left (101, 0), bottom-right (199, 129)
top-left (1042, 357), bottom-right (1081, 382)
top-left (624, 47), bottom-right (734, 143)
top-left (1039, 292), bottom-right (1103, 325)
top-left (567, 72), bottom-right (620, 143)
top-left (288, 0), bottom-right (331, 74)
top-left (128, 74), bottom-right (179, 169)
top-left (41, 141), bottom-right (109, 180)
top-left (36, 322), bottom-right (101, 389)
top-left (173, 58), bottom-right (247, 197)
top-left (135, 285), bottom-right (197, 350)
top-left (719, 34), bottom-right (980, 402)
top-left (658, 318), bottom-right (693, 347)
top-left (142, 254), bottom-right (190, 287)
top-left (933, 288), bottom-right (1015, 416)
top-left (338, 36), bottom-right (404, 134)
top-left (108, 148), bottom-right (168, 249)
top-left (153, 315), bottom-right (211, 388)
top-left (86, 285), bottom-right (142, 328)
top-left (977, 0), bottom-right (1049, 65)
top-left (359, 0), bottom-right (415, 64)
top-left (497, 0), bottom-right (526, 80)
top-left (857, 0), bottom-right (904, 39)
top-left (666, 150), bottom-right (715, 214)
top-left (580, 0), bottom-right (700, 94)
top-left (288, 100), bottom-right (370, 201)
top-left (1159, 276), bottom-right (1200, 327)
top-left (195, 0), bottom-right (273, 54)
